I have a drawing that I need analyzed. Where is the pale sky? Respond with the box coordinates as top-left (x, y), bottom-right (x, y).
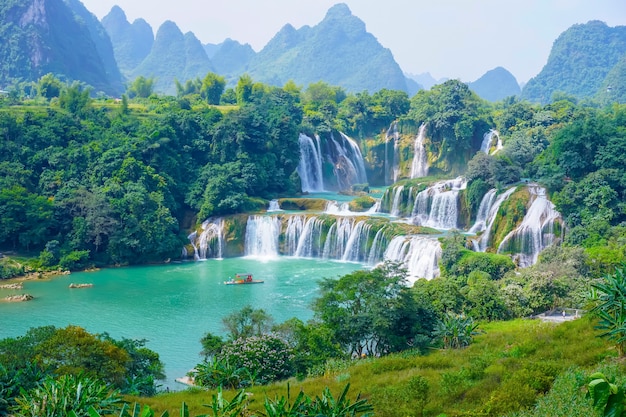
top-left (81, 0), bottom-right (626, 84)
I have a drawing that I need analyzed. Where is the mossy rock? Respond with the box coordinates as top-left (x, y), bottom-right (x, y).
top-left (349, 196), bottom-right (377, 212)
top-left (490, 187), bottom-right (530, 251)
top-left (277, 198), bottom-right (328, 211)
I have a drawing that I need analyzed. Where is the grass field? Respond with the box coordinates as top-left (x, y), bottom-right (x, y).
top-left (127, 316), bottom-right (623, 416)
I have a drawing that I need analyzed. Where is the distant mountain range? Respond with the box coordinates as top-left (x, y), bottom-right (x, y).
top-left (1, 2), bottom-right (624, 103)
top-left (242, 4), bottom-right (409, 93)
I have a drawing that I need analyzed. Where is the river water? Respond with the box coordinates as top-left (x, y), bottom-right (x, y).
top-left (0, 257), bottom-right (365, 389)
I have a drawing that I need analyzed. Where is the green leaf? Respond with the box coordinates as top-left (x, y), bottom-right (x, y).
top-left (603, 387), bottom-right (625, 417)
top-left (180, 401), bottom-right (189, 417)
top-left (589, 379), bottom-right (611, 408)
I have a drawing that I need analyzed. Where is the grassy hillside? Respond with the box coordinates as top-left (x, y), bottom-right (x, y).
top-left (130, 316), bottom-right (620, 416)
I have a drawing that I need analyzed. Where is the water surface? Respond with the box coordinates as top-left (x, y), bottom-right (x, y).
top-left (0, 257), bottom-right (365, 389)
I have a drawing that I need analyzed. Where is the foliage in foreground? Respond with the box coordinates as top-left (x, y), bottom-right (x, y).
top-left (133, 317), bottom-right (619, 417)
top-left (590, 265), bottom-right (626, 356)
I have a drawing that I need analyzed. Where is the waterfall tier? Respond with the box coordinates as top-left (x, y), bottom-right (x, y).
top-left (297, 131), bottom-right (368, 192)
top-left (471, 187), bottom-right (517, 252)
top-left (384, 236), bottom-right (442, 284)
top-left (480, 129), bottom-right (503, 155)
top-left (384, 122), bottom-right (401, 185)
top-left (497, 185), bottom-right (561, 267)
top-left (411, 177), bottom-right (467, 230)
top-left (188, 181), bottom-right (562, 280)
top-left (189, 219), bottom-right (224, 260)
top-left (410, 124), bottom-right (429, 178)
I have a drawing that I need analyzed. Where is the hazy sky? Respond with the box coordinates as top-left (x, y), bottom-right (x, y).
top-left (81, 0), bottom-right (626, 84)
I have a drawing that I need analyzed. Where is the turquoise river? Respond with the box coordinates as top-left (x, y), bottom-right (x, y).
top-left (0, 257), bottom-right (366, 390)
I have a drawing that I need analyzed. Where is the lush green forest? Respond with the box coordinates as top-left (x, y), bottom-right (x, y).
top-left (1, 70), bottom-right (626, 416)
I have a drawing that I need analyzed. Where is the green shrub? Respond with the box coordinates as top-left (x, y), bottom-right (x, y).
top-left (349, 196), bottom-right (376, 212)
top-left (0, 258), bottom-right (24, 279)
top-left (58, 250), bottom-right (90, 271)
top-left (12, 374), bottom-right (121, 417)
top-left (218, 334), bottom-right (295, 385)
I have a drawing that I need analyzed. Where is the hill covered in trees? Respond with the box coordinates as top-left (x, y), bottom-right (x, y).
top-left (0, 0), bottom-right (123, 95)
top-left (244, 3), bottom-right (408, 93)
top-left (522, 20), bottom-right (626, 104)
top-left (101, 5), bottom-right (154, 77)
top-left (468, 66), bottom-right (521, 101)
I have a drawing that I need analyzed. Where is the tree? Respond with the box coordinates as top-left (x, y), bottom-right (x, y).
top-left (200, 332), bottom-right (225, 361)
top-left (59, 82), bottom-right (92, 116)
top-left (38, 73), bottom-right (63, 99)
top-left (236, 74), bottom-right (254, 105)
top-left (590, 265), bottom-right (626, 356)
top-left (33, 326), bottom-right (130, 387)
top-left (127, 76), bottom-right (155, 98)
top-left (222, 305), bottom-right (273, 341)
top-left (201, 72), bottom-right (226, 105)
top-left (313, 262), bottom-right (433, 357)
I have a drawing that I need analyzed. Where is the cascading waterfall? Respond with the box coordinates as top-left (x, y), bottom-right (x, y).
top-left (342, 222), bottom-right (371, 262)
top-left (410, 124), bottom-right (429, 178)
top-left (497, 185), bottom-right (561, 267)
top-left (481, 129), bottom-right (503, 155)
top-left (293, 216), bottom-right (326, 258)
top-left (298, 132), bottom-right (368, 192)
top-left (385, 122), bottom-right (401, 184)
top-left (468, 189), bottom-right (497, 233)
top-left (411, 177), bottom-right (467, 229)
top-left (384, 236), bottom-right (442, 283)
top-left (285, 215), bottom-right (305, 255)
top-left (297, 134), bottom-right (324, 192)
top-left (339, 132), bottom-right (367, 184)
top-left (367, 228), bottom-right (388, 264)
top-left (189, 219), bottom-right (224, 260)
top-left (245, 216), bottom-right (281, 259)
top-left (472, 187), bottom-right (517, 252)
top-left (268, 200), bottom-right (282, 212)
top-left (325, 201), bottom-right (353, 215)
top-left (390, 185), bottom-right (405, 216)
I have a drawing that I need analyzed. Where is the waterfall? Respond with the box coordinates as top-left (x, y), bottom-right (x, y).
top-left (268, 200), bottom-right (282, 212)
top-left (385, 122), bottom-right (400, 184)
top-left (390, 185), bottom-right (405, 216)
top-left (366, 200), bottom-right (381, 214)
top-left (334, 132), bottom-right (368, 187)
top-left (325, 201), bottom-right (353, 215)
top-left (342, 222), bottom-right (371, 262)
top-left (481, 129), bottom-right (503, 155)
top-left (285, 215), bottom-right (305, 255)
top-left (293, 216), bottom-right (325, 258)
top-left (297, 134), bottom-right (324, 192)
top-left (384, 236), bottom-right (442, 284)
top-left (497, 185), bottom-right (561, 267)
top-left (468, 189), bottom-right (497, 233)
top-left (339, 132), bottom-right (368, 184)
top-left (190, 219), bottom-right (224, 260)
top-left (367, 228), bottom-right (387, 264)
top-left (323, 217), bottom-right (352, 259)
top-left (472, 187), bottom-right (517, 251)
top-left (411, 177), bottom-right (467, 230)
top-left (244, 216), bottom-right (281, 260)
top-left (410, 124), bottom-right (429, 178)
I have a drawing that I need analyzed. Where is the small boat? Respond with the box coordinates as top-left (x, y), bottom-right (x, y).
top-left (224, 273), bottom-right (264, 285)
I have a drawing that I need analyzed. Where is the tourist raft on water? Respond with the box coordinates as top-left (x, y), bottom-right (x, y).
top-left (224, 273), bottom-right (264, 285)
